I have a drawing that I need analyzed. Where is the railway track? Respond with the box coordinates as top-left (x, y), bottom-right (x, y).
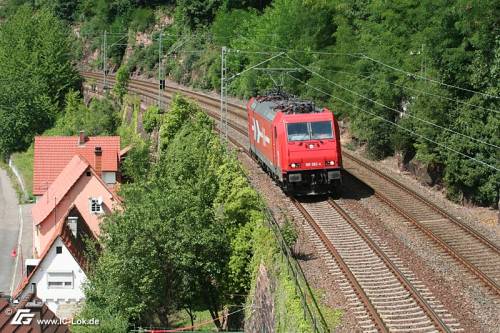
top-left (290, 199), bottom-right (462, 332)
top-left (342, 155), bottom-right (500, 297)
top-left (85, 72), bottom-right (500, 297)
top-left (82, 72), bottom-right (495, 330)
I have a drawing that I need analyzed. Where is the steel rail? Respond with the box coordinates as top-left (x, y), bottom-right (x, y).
top-left (291, 199), bottom-right (389, 333)
top-left (344, 152), bottom-right (500, 254)
top-left (327, 199), bottom-right (451, 332)
top-left (82, 71), bottom-right (500, 297)
top-left (343, 154), bottom-right (500, 297)
top-left (83, 71), bottom-right (387, 331)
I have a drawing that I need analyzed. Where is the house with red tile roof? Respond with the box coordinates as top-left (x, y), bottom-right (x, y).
top-left (0, 293), bottom-right (69, 332)
top-left (32, 154), bottom-right (121, 258)
top-left (33, 132), bottom-right (121, 199)
top-left (14, 218), bottom-right (95, 317)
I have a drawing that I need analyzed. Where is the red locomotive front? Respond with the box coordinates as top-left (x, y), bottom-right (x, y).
top-left (247, 93), bottom-right (342, 195)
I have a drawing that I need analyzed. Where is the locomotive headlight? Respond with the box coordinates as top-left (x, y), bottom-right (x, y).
top-left (290, 163), bottom-right (301, 168)
top-left (326, 160), bottom-right (335, 166)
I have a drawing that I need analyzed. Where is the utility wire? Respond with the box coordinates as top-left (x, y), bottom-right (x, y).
top-left (230, 49), bottom-right (282, 55)
top-left (316, 67), bottom-right (500, 115)
top-left (285, 54), bottom-right (500, 150)
top-left (237, 35), bottom-right (499, 100)
top-left (287, 73), bottom-right (499, 172)
top-left (360, 54), bottom-right (500, 100)
top-left (238, 35), bottom-right (363, 57)
top-left (226, 51), bottom-right (285, 81)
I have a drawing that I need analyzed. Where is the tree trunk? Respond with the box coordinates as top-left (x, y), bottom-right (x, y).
top-left (185, 306), bottom-right (195, 328)
top-left (208, 308), bottom-right (222, 331)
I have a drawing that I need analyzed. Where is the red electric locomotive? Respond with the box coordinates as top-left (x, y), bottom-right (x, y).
top-left (247, 93), bottom-right (342, 195)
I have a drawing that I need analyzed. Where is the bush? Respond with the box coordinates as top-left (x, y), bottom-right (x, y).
top-left (113, 65), bottom-right (130, 102)
top-left (159, 95), bottom-right (194, 150)
top-left (281, 219), bottom-right (297, 249)
top-left (121, 139), bottom-right (151, 183)
top-left (142, 105), bottom-right (162, 133)
top-left (45, 91), bottom-right (119, 136)
top-left (129, 7), bottom-right (155, 32)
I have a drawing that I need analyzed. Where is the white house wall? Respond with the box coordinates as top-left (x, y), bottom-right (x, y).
top-left (19, 237), bottom-right (86, 317)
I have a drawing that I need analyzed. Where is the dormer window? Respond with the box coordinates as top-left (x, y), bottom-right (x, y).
top-left (89, 197), bottom-right (103, 214)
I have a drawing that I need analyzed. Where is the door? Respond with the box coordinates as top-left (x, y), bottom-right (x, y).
top-left (273, 126), bottom-right (278, 168)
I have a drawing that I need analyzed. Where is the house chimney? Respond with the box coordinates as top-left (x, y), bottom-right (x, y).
top-left (78, 131), bottom-right (87, 145)
top-left (94, 146), bottom-right (102, 176)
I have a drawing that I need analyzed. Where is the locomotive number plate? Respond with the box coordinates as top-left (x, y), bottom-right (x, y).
top-left (305, 162), bottom-right (322, 167)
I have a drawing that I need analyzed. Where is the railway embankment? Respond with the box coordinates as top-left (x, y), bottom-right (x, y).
top-left (81, 72), bottom-right (500, 332)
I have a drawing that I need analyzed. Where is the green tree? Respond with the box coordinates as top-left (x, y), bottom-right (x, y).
top-left (142, 105), bottom-right (162, 133)
top-left (121, 139), bottom-right (151, 182)
top-left (80, 96), bottom-right (261, 330)
top-left (0, 5), bottom-right (79, 158)
top-left (113, 65), bottom-right (130, 102)
top-left (175, 0), bottom-right (223, 29)
top-left (46, 91), bottom-right (119, 136)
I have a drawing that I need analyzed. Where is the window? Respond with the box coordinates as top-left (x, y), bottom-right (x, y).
top-left (102, 172), bottom-right (116, 185)
top-left (56, 246), bottom-right (62, 254)
top-left (287, 121), bottom-right (334, 141)
top-left (89, 197), bottom-right (103, 214)
top-left (287, 122), bottom-right (309, 141)
top-left (310, 121), bottom-right (333, 140)
top-left (47, 272), bottom-right (73, 289)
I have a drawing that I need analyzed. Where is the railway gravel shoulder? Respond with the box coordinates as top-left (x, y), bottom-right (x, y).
top-left (81, 72), bottom-right (498, 331)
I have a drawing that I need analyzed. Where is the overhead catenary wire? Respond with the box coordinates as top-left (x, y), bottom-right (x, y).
top-left (286, 73), bottom-right (499, 172)
top-left (360, 54), bottom-right (500, 100)
top-left (316, 67), bottom-right (500, 115)
top-left (226, 51), bottom-right (285, 82)
top-left (236, 34), bottom-right (499, 104)
top-left (238, 34), bottom-right (364, 57)
top-left (285, 54), bottom-right (500, 150)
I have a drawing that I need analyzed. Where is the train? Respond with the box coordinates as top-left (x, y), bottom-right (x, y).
top-left (247, 92), bottom-right (342, 195)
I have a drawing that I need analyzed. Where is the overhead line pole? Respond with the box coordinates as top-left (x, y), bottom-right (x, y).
top-left (220, 50), bottom-right (285, 147)
top-left (158, 31), bottom-right (163, 109)
top-left (220, 46), bottom-right (228, 144)
top-left (102, 30), bottom-right (107, 92)
top-left (101, 30), bottom-right (128, 94)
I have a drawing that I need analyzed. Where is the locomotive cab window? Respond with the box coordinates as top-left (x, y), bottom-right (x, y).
top-left (287, 121), bottom-right (334, 141)
top-left (311, 121), bottom-right (333, 140)
top-left (287, 122), bottom-right (309, 141)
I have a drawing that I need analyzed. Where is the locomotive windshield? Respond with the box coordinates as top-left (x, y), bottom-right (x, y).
top-left (287, 122), bottom-right (310, 141)
top-left (287, 121), bottom-right (333, 141)
top-left (311, 121), bottom-right (333, 139)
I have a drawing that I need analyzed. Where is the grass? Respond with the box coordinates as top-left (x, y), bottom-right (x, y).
top-left (312, 288), bottom-right (343, 329)
top-left (10, 144), bottom-right (34, 200)
top-left (168, 309), bottom-right (218, 331)
top-left (0, 159), bottom-right (27, 203)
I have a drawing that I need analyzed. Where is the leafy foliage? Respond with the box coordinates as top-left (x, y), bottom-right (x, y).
top-left (158, 94), bottom-right (193, 149)
top-left (159, 0), bottom-right (499, 206)
top-left (174, 0), bottom-right (223, 29)
top-left (120, 139), bottom-right (152, 183)
top-left (113, 65), bottom-right (131, 102)
top-left (0, 5), bottom-right (79, 158)
top-left (81, 96), bottom-right (264, 330)
top-left (142, 105), bottom-right (163, 133)
top-left (46, 91), bottom-right (120, 136)
top-left (281, 219), bottom-right (298, 249)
